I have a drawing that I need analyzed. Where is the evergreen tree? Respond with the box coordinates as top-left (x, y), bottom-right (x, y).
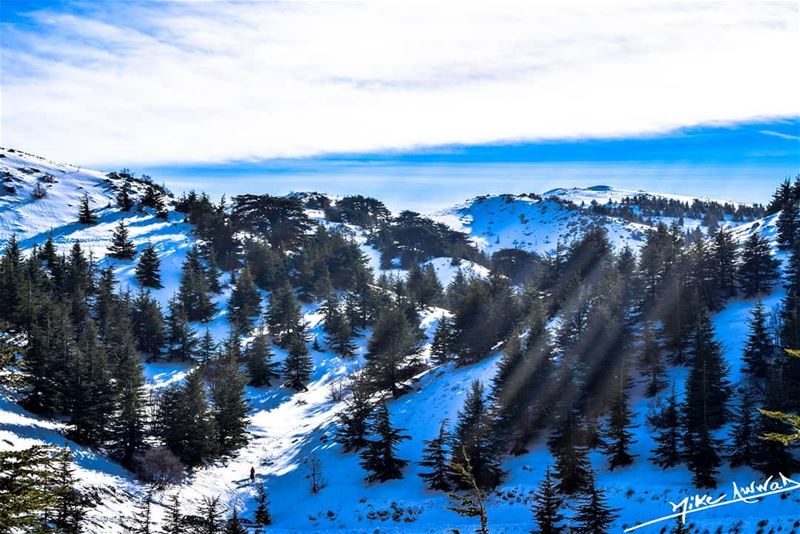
top-left (109, 346), bottom-right (149, 468)
top-left (639, 321), bottom-right (667, 397)
top-left (245, 334), bottom-right (280, 387)
top-left (67, 319), bottom-right (115, 447)
top-left (418, 419), bottom-right (452, 491)
top-left (177, 246), bottom-right (216, 322)
top-left (78, 193), bottom-right (97, 225)
top-left (109, 220), bottom-right (137, 260)
top-left (52, 446), bottom-right (87, 534)
top-left (364, 305), bottom-right (420, 396)
top-left (451, 380), bottom-right (504, 489)
top-left (223, 509), bottom-right (247, 534)
top-left (193, 496), bottom-right (224, 534)
top-left (752, 366), bottom-right (799, 475)
top-left (430, 316), bottom-right (456, 365)
top-left (572, 474), bottom-right (619, 534)
top-left (359, 402), bottom-right (410, 482)
top-left (136, 244), bottom-right (163, 288)
top-left (712, 227), bottom-right (738, 300)
top-left (335, 378), bottom-right (373, 452)
top-left (116, 183), bottom-right (135, 211)
top-left (776, 193), bottom-right (799, 250)
top-left (132, 289), bottom-right (165, 355)
top-left (156, 369), bottom-right (216, 466)
top-left (227, 265), bottom-right (260, 332)
top-left (727, 391), bottom-right (759, 468)
top-left (266, 281), bottom-right (306, 348)
top-left (167, 298), bottom-right (198, 361)
top-left (210, 349), bottom-right (250, 453)
top-left (161, 493), bottom-right (187, 534)
top-left (549, 410), bottom-right (592, 495)
top-left (0, 446), bottom-right (60, 531)
top-left (253, 482), bottom-right (271, 527)
top-left (737, 232), bottom-right (780, 297)
top-left (741, 301), bottom-right (775, 390)
top-left (683, 312), bottom-right (731, 432)
top-left (322, 294), bottom-right (356, 357)
top-left (204, 248), bottom-right (223, 294)
top-left (648, 384), bottom-right (682, 468)
top-left (603, 371), bottom-right (637, 470)
top-left (282, 338), bottom-right (313, 391)
top-left (684, 423), bottom-right (722, 489)
top-left (531, 467), bottom-right (564, 534)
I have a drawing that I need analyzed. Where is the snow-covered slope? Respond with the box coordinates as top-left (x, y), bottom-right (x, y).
top-left (432, 193), bottom-right (651, 255)
top-left (1, 149), bottom-right (797, 533)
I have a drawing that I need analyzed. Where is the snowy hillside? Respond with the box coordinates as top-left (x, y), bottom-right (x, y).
top-left (1, 148), bottom-right (798, 534)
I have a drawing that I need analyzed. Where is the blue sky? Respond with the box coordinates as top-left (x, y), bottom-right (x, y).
top-left (1, 1), bottom-right (798, 211)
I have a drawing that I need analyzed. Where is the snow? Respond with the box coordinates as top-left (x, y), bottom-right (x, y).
top-left (1, 148), bottom-right (798, 533)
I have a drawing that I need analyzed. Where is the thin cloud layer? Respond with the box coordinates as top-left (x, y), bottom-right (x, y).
top-left (1, 1), bottom-right (798, 166)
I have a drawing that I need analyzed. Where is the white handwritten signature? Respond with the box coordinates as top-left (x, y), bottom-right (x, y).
top-left (624, 473), bottom-right (800, 532)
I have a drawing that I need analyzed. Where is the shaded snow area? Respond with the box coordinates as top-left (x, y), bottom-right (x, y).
top-left (2, 148), bottom-right (798, 533)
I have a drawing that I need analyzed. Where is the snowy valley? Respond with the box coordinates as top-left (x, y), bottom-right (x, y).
top-left (1, 146), bottom-right (799, 534)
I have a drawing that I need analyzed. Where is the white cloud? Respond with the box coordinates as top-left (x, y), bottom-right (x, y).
top-left (1, 1), bottom-right (798, 166)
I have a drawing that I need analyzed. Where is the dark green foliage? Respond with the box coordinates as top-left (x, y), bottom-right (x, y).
top-left (167, 298), bottom-right (198, 361)
top-left (727, 391), bottom-right (759, 468)
top-left (406, 263), bottom-right (443, 308)
top-left (253, 482), bottom-right (272, 526)
top-left (322, 294), bottom-right (356, 357)
top-left (648, 385), bottom-right (682, 469)
top-left (777, 190), bottom-right (799, 250)
top-left (359, 402), bottom-right (410, 482)
top-left (712, 228), bottom-right (738, 300)
top-left (210, 347), bottom-right (250, 453)
top-left (245, 334), bottom-right (279, 387)
top-left (364, 304), bottom-right (421, 396)
top-left (324, 194), bottom-right (390, 229)
top-left (282, 337), bottom-right (313, 391)
top-left (335, 378), bottom-right (373, 452)
top-left (684, 423), bottom-right (722, 489)
top-left (266, 281), bottom-right (306, 348)
top-left (132, 289), bottom-right (165, 355)
top-left (741, 301), bottom-right (775, 390)
top-left (109, 220), bottom-right (137, 260)
top-left (531, 467), bottom-right (564, 534)
top-left (231, 194), bottom-right (312, 251)
top-left (78, 193), bottom-right (97, 224)
top-left (177, 246), bottom-right (216, 322)
top-left (141, 182), bottom-right (168, 218)
top-left (430, 316), bottom-right (456, 364)
top-left (372, 210), bottom-right (476, 268)
top-left (156, 369), bottom-right (217, 466)
top-left (639, 321), bottom-right (667, 397)
top-left (116, 183), bottom-right (135, 211)
top-left (752, 368), bottom-right (799, 475)
top-left (223, 508), bottom-right (247, 534)
top-left (136, 244), bottom-right (163, 288)
top-left (572, 474), bottom-right (619, 534)
top-left (161, 493), bottom-right (187, 534)
top-left (602, 371), bottom-right (637, 470)
top-left (0, 446), bottom-right (85, 533)
top-left (109, 344), bottom-right (149, 468)
top-left (418, 419), bottom-right (452, 491)
top-left (491, 248), bottom-right (542, 285)
top-left (549, 410), bottom-right (592, 495)
top-left (192, 495), bottom-right (225, 534)
top-left (451, 380), bottom-right (504, 489)
top-left (737, 232), bottom-right (780, 297)
top-left (451, 275), bottom-right (516, 364)
top-left (227, 264), bottom-right (260, 332)
top-left (66, 319), bottom-right (115, 447)
top-left (683, 312), bottom-right (731, 432)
